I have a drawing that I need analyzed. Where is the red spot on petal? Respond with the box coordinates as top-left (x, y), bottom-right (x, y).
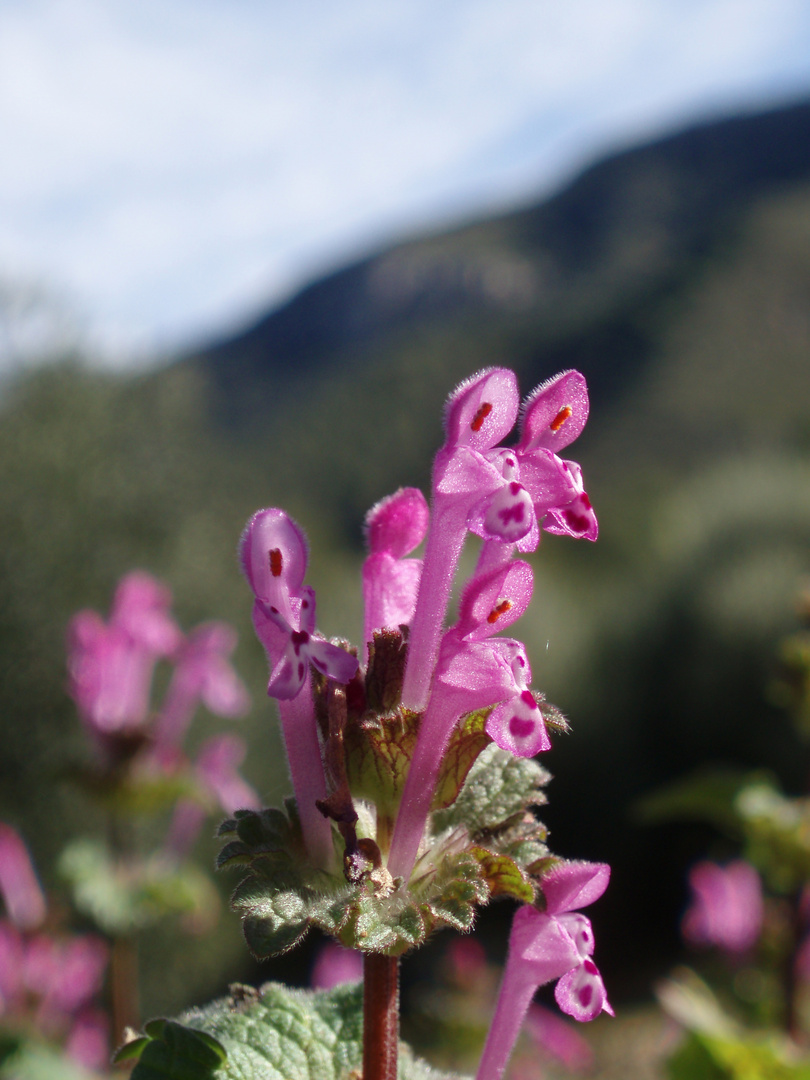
top-left (564, 509), bottom-right (590, 533)
top-left (269, 548), bottom-right (283, 577)
top-left (550, 405), bottom-right (573, 433)
top-left (498, 502), bottom-right (526, 525)
top-left (578, 983), bottom-right (593, 1007)
top-left (581, 492), bottom-right (592, 510)
top-left (520, 689), bottom-right (538, 708)
top-left (487, 599), bottom-right (512, 624)
top-left (470, 402), bottom-right (493, 432)
top-left (290, 630), bottom-right (310, 650)
top-left (510, 714), bottom-right (536, 739)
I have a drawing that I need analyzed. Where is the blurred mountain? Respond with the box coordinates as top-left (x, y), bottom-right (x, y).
top-left (186, 97), bottom-right (810, 533)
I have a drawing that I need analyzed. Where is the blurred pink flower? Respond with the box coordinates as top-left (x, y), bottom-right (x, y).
top-left (524, 1003), bottom-right (594, 1072)
top-left (682, 860), bottom-right (764, 954)
top-left (164, 734), bottom-right (261, 859)
top-left (0, 824), bottom-right (46, 931)
top-left (65, 1007), bottom-right (110, 1072)
top-left (155, 622), bottom-right (250, 748)
top-left (311, 942), bottom-right (363, 990)
top-left (66, 570), bottom-right (181, 741)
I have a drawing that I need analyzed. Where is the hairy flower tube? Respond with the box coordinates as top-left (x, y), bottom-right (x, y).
top-left (475, 861), bottom-right (612, 1080)
top-left (240, 507), bottom-right (359, 865)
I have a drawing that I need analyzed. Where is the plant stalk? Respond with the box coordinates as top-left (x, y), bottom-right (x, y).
top-left (111, 933), bottom-right (140, 1043)
top-left (363, 953), bottom-right (399, 1080)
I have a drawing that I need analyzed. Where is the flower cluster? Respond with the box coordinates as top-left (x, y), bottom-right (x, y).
top-left (235, 367), bottom-right (609, 1075)
top-left (66, 571), bottom-right (259, 853)
top-left (0, 825), bottom-right (109, 1071)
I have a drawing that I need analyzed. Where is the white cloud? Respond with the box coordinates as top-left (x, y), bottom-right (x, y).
top-left (0, 0), bottom-right (809, 365)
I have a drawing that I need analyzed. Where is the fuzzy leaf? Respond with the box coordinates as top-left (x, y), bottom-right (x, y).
top-left (432, 744), bottom-right (550, 836)
top-left (431, 708), bottom-right (492, 812)
top-left (346, 889), bottom-right (427, 954)
top-left (469, 845), bottom-right (536, 902)
top-left (411, 849), bottom-right (490, 936)
top-left (130, 982), bottom-right (463, 1080)
top-left (232, 872), bottom-right (353, 958)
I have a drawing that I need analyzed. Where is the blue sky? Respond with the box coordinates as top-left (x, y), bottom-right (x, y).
top-left (2, 0), bottom-right (810, 367)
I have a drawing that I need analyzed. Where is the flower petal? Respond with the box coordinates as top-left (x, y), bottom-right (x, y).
top-left (511, 906), bottom-right (583, 984)
top-left (519, 370), bottom-right (590, 454)
top-left (487, 690), bottom-right (551, 757)
top-left (307, 638), bottom-right (359, 685)
top-left (455, 561), bottom-right (534, 641)
top-left (555, 959), bottom-right (612, 1022)
top-left (239, 507), bottom-right (308, 607)
top-left (541, 861), bottom-right (611, 915)
top-left (443, 367), bottom-right (519, 451)
top-left (365, 487), bottom-right (429, 557)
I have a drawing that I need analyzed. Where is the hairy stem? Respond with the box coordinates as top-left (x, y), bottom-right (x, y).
top-left (363, 954), bottom-right (399, 1080)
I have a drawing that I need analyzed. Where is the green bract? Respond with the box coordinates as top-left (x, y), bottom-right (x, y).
top-left (218, 741), bottom-right (551, 958)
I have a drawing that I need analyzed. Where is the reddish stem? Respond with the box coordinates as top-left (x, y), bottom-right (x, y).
top-left (363, 953), bottom-right (399, 1080)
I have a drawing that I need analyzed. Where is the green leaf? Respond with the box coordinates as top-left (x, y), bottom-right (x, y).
top-left (59, 839), bottom-right (219, 934)
top-left (634, 767), bottom-right (777, 835)
top-left (125, 1020), bottom-right (226, 1080)
top-left (432, 744), bottom-right (550, 836)
top-left (129, 981), bottom-right (464, 1080)
top-left (232, 872), bottom-right (353, 958)
top-left (430, 708), bottom-right (492, 812)
top-left (343, 706), bottom-right (421, 819)
top-left (469, 846), bottom-right (536, 903)
top-left (736, 784), bottom-right (810, 893)
top-left (411, 849), bottom-right (490, 937)
top-left (0, 1042), bottom-right (98, 1080)
top-left (668, 1031), bottom-right (810, 1080)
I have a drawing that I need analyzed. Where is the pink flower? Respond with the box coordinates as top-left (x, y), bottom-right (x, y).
top-left (524, 1004), bottom-right (593, 1073)
top-left (515, 370), bottom-right (597, 543)
top-left (401, 368), bottom-right (594, 713)
top-left (240, 508), bottom-right (358, 866)
top-left (362, 487), bottom-right (428, 657)
top-left (164, 735), bottom-right (261, 859)
top-left (0, 825), bottom-right (46, 931)
top-left (241, 508), bottom-right (357, 700)
top-left (682, 860), bottom-right (764, 954)
top-left (387, 559), bottom-right (540, 879)
top-left (65, 1007), bottom-right (110, 1072)
top-left (476, 861), bottom-right (611, 1080)
top-left (66, 571), bottom-right (181, 742)
top-left (155, 622), bottom-right (250, 748)
top-left (311, 942), bottom-right (363, 989)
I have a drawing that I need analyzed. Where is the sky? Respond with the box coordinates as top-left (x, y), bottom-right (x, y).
top-left (2, 0), bottom-right (810, 369)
